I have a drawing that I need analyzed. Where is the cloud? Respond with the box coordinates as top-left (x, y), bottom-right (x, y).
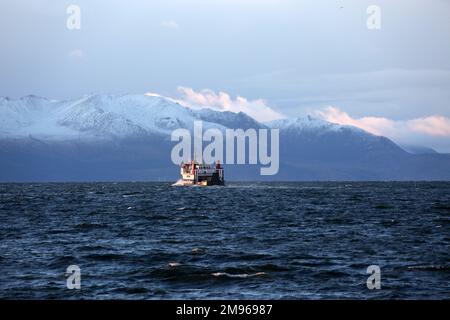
top-left (409, 116), bottom-right (450, 136)
top-left (176, 87), bottom-right (285, 122)
top-left (68, 49), bottom-right (85, 59)
top-left (317, 106), bottom-right (450, 151)
top-left (238, 68), bottom-right (450, 120)
top-left (161, 20), bottom-right (179, 29)
top-left (317, 106), bottom-right (395, 136)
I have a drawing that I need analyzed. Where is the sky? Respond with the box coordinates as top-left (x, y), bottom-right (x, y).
top-left (0, 0), bottom-right (450, 151)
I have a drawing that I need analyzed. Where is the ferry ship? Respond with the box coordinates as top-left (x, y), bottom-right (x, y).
top-left (173, 160), bottom-right (224, 186)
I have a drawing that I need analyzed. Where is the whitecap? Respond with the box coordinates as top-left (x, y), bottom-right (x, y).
top-left (211, 272), bottom-right (266, 278)
top-left (168, 262), bottom-right (180, 267)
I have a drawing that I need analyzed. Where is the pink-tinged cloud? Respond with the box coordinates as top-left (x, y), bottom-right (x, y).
top-left (317, 106), bottom-right (450, 140)
top-left (317, 107), bottom-right (396, 136)
top-left (409, 116), bottom-right (450, 136)
top-left (176, 87), bottom-right (285, 122)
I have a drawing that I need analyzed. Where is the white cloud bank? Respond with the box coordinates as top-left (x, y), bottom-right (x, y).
top-left (318, 106), bottom-right (450, 151)
top-left (176, 87), bottom-right (285, 122)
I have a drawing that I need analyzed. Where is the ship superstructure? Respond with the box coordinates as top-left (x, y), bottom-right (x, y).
top-left (176, 160), bottom-right (224, 186)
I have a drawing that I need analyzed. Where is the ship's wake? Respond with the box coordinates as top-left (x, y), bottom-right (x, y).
top-left (171, 179), bottom-right (185, 186)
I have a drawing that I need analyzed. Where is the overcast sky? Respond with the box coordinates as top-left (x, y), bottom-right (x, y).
top-left (1, 0), bottom-right (449, 151)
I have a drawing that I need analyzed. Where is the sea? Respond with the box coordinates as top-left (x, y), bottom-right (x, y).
top-left (0, 182), bottom-right (449, 299)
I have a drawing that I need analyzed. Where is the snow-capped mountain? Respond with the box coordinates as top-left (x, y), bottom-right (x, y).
top-left (196, 108), bottom-right (267, 130)
top-left (0, 94), bottom-right (230, 140)
top-left (0, 93), bottom-right (381, 141)
top-left (266, 116), bottom-right (342, 132)
top-left (0, 93), bottom-right (449, 181)
top-left (267, 114), bottom-right (405, 155)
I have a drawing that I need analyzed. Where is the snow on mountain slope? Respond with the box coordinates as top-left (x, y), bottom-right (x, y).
top-left (0, 95), bottom-right (82, 139)
top-left (56, 94), bottom-right (197, 138)
top-left (266, 115), bottom-right (393, 144)
top-left (0, 94), bottom-right (228, 140)
top-left (0, 94), bottom-right (400, 149)
top-left (195, 108), bottom-right (267, 130)
top-left (266, 115), bottom-right (362, 133)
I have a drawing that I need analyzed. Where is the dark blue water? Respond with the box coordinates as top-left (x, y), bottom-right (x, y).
top-left (0, 182), bottom-right (449, 299)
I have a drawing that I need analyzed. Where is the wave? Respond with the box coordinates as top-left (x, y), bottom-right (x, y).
top-left (211, 272), bottom-right (266, 278)
top-left (74, 222), bottom-right (107, 230)
top-left (84, 253), bottom-right (126, 261)
top-left (407, 264), bottom-right (450, 271)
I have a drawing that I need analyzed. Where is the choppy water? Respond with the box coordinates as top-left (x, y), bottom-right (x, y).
top-left (0, 182), bottom-right (449, 299)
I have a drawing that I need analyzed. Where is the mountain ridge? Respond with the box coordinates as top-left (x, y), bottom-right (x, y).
top-left (0, 93), bottom-right (368, 140)
top-left (1, 93), bottom-right (449, 181)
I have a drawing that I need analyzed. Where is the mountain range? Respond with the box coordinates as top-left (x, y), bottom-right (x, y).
top-left (1, 94), bottom-right (449, 181)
